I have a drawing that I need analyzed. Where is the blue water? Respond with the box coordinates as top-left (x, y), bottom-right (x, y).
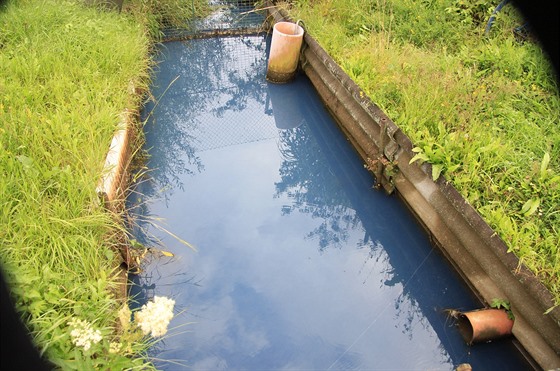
top-left (128, 36), bottom-right (532, 370)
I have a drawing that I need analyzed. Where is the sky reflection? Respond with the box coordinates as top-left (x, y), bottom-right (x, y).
top-left (127, 36), bottom-right (532, 370)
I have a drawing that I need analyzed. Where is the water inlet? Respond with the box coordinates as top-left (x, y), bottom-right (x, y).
top-left (457, 308), bottom-right (514, 344)
top-left (266, 21), bottom-right (304, 83)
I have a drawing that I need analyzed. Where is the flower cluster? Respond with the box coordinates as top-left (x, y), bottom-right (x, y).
top-left (109, 341), bottom-right (121, 354)
top-left (134, 296), bottom-right (175, 337)
top-left (68, 318), bottom-right (102, 351)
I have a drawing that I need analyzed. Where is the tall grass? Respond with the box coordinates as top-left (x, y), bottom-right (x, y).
top-left (124, 0), bottom-right (211, 39)
top-left (289, 0), bottom-right (560, 305)
top-left (0, 0), bottom-right (204, 368)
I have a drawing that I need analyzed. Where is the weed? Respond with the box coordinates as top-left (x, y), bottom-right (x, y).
top-left (491, 298), bottom-right (515, 320)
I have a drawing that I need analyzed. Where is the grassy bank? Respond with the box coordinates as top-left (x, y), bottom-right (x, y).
top-left (0, 0), bottom-right (203, 368)
top-left (288, 0), bottom-right (560, 306)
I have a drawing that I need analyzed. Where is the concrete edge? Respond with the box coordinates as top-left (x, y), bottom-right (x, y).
top-left (266, 4), bottom-right (560, 369)
top-left (97, 108), bottom-right (135, 211)
top-left (96, 107), bottom-right (138, 300)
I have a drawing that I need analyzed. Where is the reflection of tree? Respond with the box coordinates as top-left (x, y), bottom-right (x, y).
top-left (274, 125), bottom-right (360, 251)
top-left (271, 78), bottom-right (458, 365)
top-left (212, 37), bottom-right (268, 117)
top-left (139, 36), bottom-right (269, 200)
top-left (390, 274), bottom-right (454, 365)
top-left (128, 35), bottom-right (273, 276)
top-left (394, 290), bottom-right (431, 338)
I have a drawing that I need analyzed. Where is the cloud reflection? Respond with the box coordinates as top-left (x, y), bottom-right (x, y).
top-left (128, 35), bottom-right (532, 370)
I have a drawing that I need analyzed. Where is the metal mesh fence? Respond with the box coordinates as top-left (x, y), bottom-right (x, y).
top-left (142, 0), bottom-right (288, 171)
top-left (162, 0), bottom-right (269, 41)
top-left (184, 36), bottom-right (279, 153)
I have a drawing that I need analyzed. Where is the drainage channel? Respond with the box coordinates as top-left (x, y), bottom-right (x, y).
top-left (126, 33), bottom-right (535, 369)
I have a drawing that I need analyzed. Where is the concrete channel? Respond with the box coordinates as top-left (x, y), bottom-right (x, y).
top-left (97, 2), bottom-right (559, 368)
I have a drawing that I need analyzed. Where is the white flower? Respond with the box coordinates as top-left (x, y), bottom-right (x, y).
top-left (134, 296), bottom-right (175, 337)
top-left (68, 318), bottom-right (102, 351)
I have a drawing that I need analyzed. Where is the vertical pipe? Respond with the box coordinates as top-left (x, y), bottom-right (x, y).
top-left (266, 22), bottom-right (304, 83)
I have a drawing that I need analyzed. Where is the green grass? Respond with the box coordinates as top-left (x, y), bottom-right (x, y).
top-left (1, 0), bottom-right (557, 367)
top-left (288, 0), bottom-right (560, 306)
top-left (0, 0), bottom-right (204, 368)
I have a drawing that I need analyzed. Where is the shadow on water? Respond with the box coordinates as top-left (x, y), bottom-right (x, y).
top-left (127, 35), bottom-right (533, 370)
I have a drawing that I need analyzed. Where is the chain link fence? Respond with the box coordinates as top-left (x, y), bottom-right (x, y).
top-left (162, 0), bottom-right (269, 41)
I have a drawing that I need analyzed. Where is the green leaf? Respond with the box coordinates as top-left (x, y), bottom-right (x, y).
top-left (447, 163), bottom-right (461, 173)
top-left (521, 198), bottom-right (540, 216)
top-left (544, 305), bottom-right (558, 315)
top-left (540, 152), bottom-right (550, 179)
top-left (491, 298), bottom-right (510, 310)
top-left (432, 164), bottom-right (443, 181)
top-left (25, 289), bottom-right (42, 300)
top-left (16, 155), bottom-right (34, 169)
top-left (409, 152), bottom-right (429, 164)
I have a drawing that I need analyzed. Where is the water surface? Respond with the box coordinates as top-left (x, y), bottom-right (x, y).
top-left (128, 36), bottom-right (531, 370)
